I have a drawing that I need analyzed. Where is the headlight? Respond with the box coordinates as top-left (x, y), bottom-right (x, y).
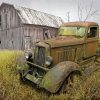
top-left (25, 52), bottom-right (32, 60)
top-left (45, 56), bottom-right (53, 67)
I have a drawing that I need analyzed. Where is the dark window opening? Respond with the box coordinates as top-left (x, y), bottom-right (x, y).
top-left (43, 29), bottom-right (48, 39)
top-left (5, 14), bottom-right (7, 28)
top-left (87, 27), bottom-right (97, 38)
top-left (0, 40), bottom-right (1, 44)
top-left (43, 29), bottom-right (51, 39)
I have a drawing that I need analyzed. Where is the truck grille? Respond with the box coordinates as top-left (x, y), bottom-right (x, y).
top-left (57, 49), bottom-right (76, 62)
top-left (51, 47), bottom-right (76, 64)
top-left (34, 47), bottom-right (45, 66)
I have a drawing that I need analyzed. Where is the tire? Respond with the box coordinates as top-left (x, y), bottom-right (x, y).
top-left (59, 71), bottom-right (81, 94)
top-left (19, 71), bottom-right (26, 83)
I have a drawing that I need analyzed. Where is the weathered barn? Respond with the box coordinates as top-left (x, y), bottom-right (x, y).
top-left (0, 3), bottom-right (63, 50)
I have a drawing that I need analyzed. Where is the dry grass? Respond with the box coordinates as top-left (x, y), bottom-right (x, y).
top-left (0, 50), bottom-right (100, 100)
top-left (0, 50), bottom-right (48, 100)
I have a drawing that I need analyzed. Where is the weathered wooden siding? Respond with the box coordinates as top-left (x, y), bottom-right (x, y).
top-left (23, 25), bottom-right (58, 49)
top-left (0, 27), bottom-right (24, 50)
top-left (0, 5), bottom-right (23, 50)
top-left (0, 4), bottom-right (21, 30)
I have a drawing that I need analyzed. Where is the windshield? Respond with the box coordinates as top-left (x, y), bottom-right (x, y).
top-left (58, 27), bottom-right (86, 38)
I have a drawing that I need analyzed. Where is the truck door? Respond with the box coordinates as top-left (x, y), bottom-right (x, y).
top-left (85, 26), bottom-right (99, 58)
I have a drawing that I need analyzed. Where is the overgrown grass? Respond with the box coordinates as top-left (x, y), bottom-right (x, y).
top-left (0, 50), bottom-right (48, 100)
top-left (0, 50), bottom-right (100, 100)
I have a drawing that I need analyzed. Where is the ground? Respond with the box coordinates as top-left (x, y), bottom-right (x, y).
top-left (0, 50), bottom-right (100, 100)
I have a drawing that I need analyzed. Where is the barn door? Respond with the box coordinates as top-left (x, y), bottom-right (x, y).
top-left (24, 36), bottom-right (31, 50)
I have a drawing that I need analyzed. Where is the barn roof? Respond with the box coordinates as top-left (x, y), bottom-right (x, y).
top-left (0, 3), bottom-right (63, 28)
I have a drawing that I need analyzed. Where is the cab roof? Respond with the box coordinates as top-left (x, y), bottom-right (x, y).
top-left (62, 21), bottom-right (99, 27)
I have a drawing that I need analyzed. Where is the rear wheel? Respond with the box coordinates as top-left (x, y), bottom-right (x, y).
top-left (59, 71), bottom-right (81, 93)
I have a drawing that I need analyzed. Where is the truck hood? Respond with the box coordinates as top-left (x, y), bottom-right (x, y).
top-left (44, 36), bottom-right (85, 48)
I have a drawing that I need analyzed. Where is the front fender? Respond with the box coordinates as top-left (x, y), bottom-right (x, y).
top-left (39, 61), bottom-right (80, 93)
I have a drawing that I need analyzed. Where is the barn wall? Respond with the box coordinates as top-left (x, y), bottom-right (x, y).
top-left (0, 4), bottom-right (23, 50)
top-left (0, 24), bottom-right (58, 50)
top-left (23, 25), bottom-right (58, 49)
top-left (0, 4), bottom-right (21, 30)
top-left (0, 27), bottom-right (24, 50)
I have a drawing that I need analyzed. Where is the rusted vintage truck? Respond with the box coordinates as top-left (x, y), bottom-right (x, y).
top-left (18, 22), bottom-right (99, 93)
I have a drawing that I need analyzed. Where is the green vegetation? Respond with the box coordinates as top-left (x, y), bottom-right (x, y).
top-left (0, 50), bottom-right (100, 100)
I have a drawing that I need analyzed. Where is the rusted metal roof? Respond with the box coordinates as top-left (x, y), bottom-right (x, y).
top-left (13, 5), bottom-right (63, 28)
top-left (62, 22), bottom-right (99, 27)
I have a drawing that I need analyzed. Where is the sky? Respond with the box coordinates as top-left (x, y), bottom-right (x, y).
top-left (0, 0), bottom-right (100, 23)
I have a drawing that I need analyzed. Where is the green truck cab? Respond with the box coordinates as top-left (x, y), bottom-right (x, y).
top-left (19, 22), bottom-right (99, 93)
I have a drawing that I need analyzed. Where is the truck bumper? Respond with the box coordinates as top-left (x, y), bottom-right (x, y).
top-left (25, 73), bottom-right (42, 85)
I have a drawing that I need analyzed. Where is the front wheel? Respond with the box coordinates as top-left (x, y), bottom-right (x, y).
top-left (19, 70), bottom-right (27, 83)
top-left (59, 71), bottom-right (81, 93)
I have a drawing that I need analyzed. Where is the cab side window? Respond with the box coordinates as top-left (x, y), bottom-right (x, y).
top-left (87, 27), bottom-right (97, 38)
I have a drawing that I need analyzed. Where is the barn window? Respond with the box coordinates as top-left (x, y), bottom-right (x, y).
top-left (0, 15), bottom-right (1, 26)
top-left (43, 29), bottom-right (51, 39)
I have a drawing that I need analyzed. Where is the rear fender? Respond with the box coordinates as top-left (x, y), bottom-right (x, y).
top-left (39, 61), bottom-right (80, 93)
